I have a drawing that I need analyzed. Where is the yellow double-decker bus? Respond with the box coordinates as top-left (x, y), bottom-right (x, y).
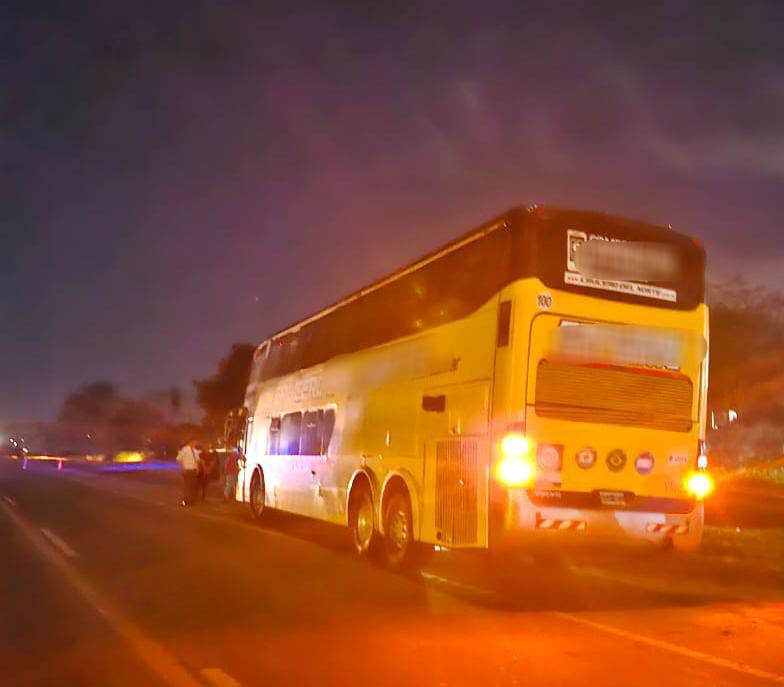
top-left (232, 205), bottom-right (712, 571)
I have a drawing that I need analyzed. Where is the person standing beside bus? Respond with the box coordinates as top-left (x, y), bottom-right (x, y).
top-left (176, 438), bottom-right (200, 506)
top-left (223, 446), bottom-right (240, 502)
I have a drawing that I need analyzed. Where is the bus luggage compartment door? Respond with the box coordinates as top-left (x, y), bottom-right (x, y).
top-left (433, 437), bottom-right (481, 546)
top-left (421, 381), bottom-right (490, 548)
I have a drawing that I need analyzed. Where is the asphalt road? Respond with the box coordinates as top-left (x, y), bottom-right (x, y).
top-left (1, 459), bottom-right (783, 687)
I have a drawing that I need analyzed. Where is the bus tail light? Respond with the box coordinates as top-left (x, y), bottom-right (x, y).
top-left (685, 471), bottom-right (714, 500)
top-left (495, 430), bottom-right (535, 488)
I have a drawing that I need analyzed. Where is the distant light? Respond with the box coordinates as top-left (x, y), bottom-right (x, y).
top-left (114, 451), bottom-right (145, 464)
top-left (728, 408), bottom-right (738, 423)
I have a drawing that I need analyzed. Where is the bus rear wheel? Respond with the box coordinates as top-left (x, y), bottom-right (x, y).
top-left (349, 483), bottom-right (380, 557)
top-left (382, 491), bottom-right (431, 573)
top-left (249, 469), bottom-right (265, 521)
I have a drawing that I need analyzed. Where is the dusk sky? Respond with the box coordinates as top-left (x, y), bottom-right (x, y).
top-left (3, 1), bottom-right (783, 421)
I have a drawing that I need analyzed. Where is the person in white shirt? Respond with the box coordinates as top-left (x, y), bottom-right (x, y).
top-left (176, 438), bottom-right (201, 506)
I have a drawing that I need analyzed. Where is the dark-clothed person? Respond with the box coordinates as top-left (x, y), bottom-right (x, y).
top-left (198, 447), bottom-right (218, 501)
top-left (223, 448), bottom-right (240, 502)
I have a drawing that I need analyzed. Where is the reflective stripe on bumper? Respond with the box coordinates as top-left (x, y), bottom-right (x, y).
top-left (536, 514), bottom-right (587, 531)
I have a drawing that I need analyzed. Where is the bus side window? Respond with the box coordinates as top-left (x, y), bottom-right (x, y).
top-left (321, 408), bottom-right (336, 455)
top-left (268, 417), bottom-right (281, 455)
top-left (497, 300), bottom-right (512, 347)
top-left (280, 412), bottom-right (302, 455)
top-left (300, 410), bottom-right (322, 455)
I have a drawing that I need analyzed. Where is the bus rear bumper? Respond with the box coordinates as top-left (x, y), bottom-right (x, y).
top-left (495, 492), bottom-right (704, 550)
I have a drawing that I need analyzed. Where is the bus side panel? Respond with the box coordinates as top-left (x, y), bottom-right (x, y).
top-left (487, 283), bottom-right (534, 546)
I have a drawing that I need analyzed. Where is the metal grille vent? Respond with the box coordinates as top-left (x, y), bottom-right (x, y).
top-left (435, 438), bottom-right (479, 545)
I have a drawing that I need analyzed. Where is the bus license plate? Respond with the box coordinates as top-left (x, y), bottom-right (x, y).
top-left (599, 491), bottom-right (626, 506)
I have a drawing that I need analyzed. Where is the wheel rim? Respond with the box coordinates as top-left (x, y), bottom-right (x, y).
top-left (251, 476), bottom-right (264, 515)
top-left (355, 495), bottom-right (374, 551)
top-left (387, 503), bottom-right (410, 562)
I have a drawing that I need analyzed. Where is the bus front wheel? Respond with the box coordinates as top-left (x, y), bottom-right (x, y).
top-left (249, 469), bottom-right (266, 521)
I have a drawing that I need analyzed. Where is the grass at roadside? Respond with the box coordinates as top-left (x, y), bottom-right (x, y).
top-left (702, 525), bottom-right (784, 572)
top-left (733, 457), bottom-right (784, 484)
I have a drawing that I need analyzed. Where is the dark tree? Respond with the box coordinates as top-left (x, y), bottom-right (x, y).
top-left (194, 343), bottom-right (255, 434)
top-left (169, 387), bottom-right (182, 420)
top-left (708, 283), bottom-right (784, 425)
top-left (58, 381), bottom-right (166, 450)
top-left (58, 381), bottom-right (119, 425)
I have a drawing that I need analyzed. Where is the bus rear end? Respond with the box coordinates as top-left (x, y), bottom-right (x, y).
top-left (491, 209), bottom-right (710, 552)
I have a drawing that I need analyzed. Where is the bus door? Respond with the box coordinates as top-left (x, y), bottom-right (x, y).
top-left (298, 408), bottom-right (337, 519)
top-left (272, 411), bottom-right (307, 513)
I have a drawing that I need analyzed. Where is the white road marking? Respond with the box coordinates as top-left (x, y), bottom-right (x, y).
top-left (420, 571), bottom-right (496, 599)
top-left (40, 527), bottom-right (79, 558)
top-left (2, 495), bottom-right (16, 507)
top-left (0, 501), bottom-right (202, 687)
top-left (200, 668), bottom-right (243, 687)
top-left (551, 611), bottom-right (784, 685)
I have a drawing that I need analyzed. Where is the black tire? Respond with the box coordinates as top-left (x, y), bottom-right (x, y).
top-left (382, 491), bottom-right (431, 573)
top-left (249, 469), bottom-right (265, 521)
top-left (349, 483), bottom-right (380, 557)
